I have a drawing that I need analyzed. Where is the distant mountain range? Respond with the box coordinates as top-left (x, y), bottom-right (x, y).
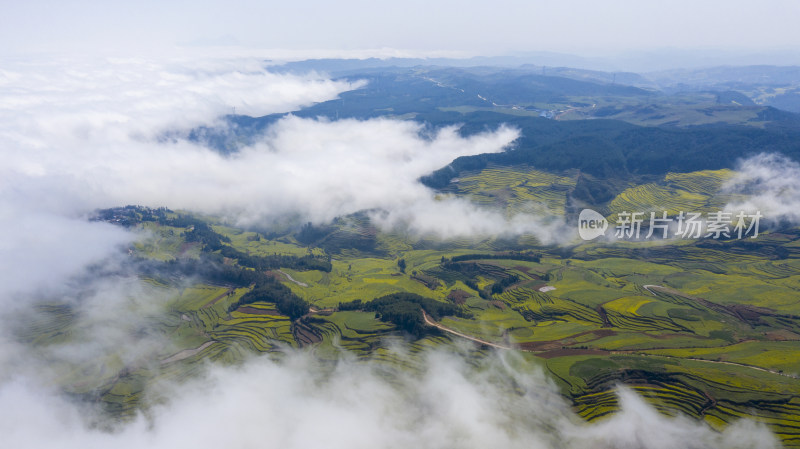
top-left (177, 59), bottom-right (800, 185)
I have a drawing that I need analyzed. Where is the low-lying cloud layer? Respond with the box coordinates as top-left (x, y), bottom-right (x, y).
top-left (0, 243), bottom-right (781, 449)
top-left (724, 153), bottom-right (800, 224)
top-left (0, 347), bottom-right (780, 449)
top-left (0, 55), bottom-right (571, 243)
top-left (0, 55), bottom-right (362, 303)
top-left (0, 55), bottom-right (783, 449)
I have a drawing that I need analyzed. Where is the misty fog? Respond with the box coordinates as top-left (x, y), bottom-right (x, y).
top-left (0, 54), bottom-right (787, 449)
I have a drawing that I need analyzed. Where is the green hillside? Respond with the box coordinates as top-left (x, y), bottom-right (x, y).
top-left (23, 168), bottom-right (800, 447)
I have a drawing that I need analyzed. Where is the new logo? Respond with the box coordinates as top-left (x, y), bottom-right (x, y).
top-left (578, 209), bottom-right (608, 240)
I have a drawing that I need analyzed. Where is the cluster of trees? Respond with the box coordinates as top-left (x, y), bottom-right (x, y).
top-left (162, 214), bottom-right (206, 228)
top-left (131, 212), bottom-right (334, 273)
top-left (93, 205), bottom-right (172, 227)
top-left (172, 217), bottom-right (333, 273)
top-left (440, 260), bottom-right (484, 277)
top-left (295, 222), bottom-right (334, 245)
top-left (183, 221), bottom-right (232, 250)
top-left (464, 279), bottom-right (480, 294)
top-left (490, 274), bottom-right (520, 295)
top-left (97, 208), bottom-right (332, 273)
top-left (337, 299), bottom-right (363, 311)
top-left (339, 293), bottom-right (471, 338)
top-left (297, 217), bottom-right (381, 255)
top-left (435, 260), bottom-right (520, 298)
top-left (137, 253), bottom-right (309, 320)
top-left (411, 272), bottom-right (440, 290)
top-left (218, 245), bottom-right (332, 272)
top-left (97, 208), bottom-right (334, 322)
top-left (463, 276), bottom-right (518, 299)
top-left (228, 280), bottom-right (309, 320)
top-left (137, 256), bottom-right (260, 287)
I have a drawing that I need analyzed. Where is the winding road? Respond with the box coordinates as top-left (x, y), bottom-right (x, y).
top-left (643, 284), bottom-right (667, 296)
top-left (422, 307), bottom-right (797, 379)
top-left (422, 310), bottom-right (514, 351)
top-left (278, 269), bottom-right (308, 287)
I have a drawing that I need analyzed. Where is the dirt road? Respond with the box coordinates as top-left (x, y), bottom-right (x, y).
top-left (422, 310), bottom-right (513, 351)
top-left (423, 307), bottom-right (796, 378)
top-left (278, 269), bottom-right (308, 287)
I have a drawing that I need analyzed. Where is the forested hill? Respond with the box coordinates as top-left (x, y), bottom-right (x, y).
top-left (182, 63), bottom-right (800, 183)
top-left (419, 111), bottom-right (800, 187)
top-left (184, 65), bottom-right (656, 152)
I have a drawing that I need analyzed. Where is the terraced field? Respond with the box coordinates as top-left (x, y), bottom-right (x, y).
top-left (25, 170), bottom-right (800, 446)
top-left (608, 169), bottom-right (735, 222)
top-left (453, 166), bottom-right (576, 215)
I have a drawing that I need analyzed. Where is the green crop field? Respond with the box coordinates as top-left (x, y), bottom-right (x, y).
top-left (27, 167), bottom-right (800, 447)
top-left (453, 166), bottom-right (576, 215)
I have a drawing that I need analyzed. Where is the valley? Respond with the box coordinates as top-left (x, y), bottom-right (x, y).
top-left (26, 159), bottom-right (800, 445)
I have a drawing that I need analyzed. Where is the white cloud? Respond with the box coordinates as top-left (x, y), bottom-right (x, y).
top-left (565, 386), bottom-right (780, 449)
top-left (0, 54), bottom-right (366, 320)
top-left (0, 55), bottom-right (571, 242)
top-left (0, 350), bottom-right (779, 449)
top-left (0, 54), bottom-right (364, 392)
top-left (0, 54), bottom-right (782, 449)
top-left (724, 153), bottom-right (800, 224)
top-left (0, 206), bottom-right (131, 299)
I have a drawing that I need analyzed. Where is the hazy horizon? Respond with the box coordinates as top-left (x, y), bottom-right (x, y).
top-left (2, 0), bottom-right (800, 71)
top-left (1, 2), bottom-right (799, 449)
